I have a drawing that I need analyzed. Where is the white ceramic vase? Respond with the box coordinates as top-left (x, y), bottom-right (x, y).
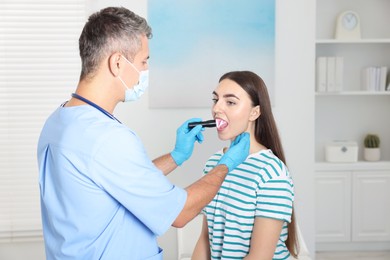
top-left (363, 148), bottom-right (380, 161)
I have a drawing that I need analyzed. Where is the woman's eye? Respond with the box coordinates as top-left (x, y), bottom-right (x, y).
top-left (227, 100), bottom-right (236, 106)
top-left (212, 98), bottom-right (218, 104)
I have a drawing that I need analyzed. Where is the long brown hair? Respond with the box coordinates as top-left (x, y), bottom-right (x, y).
top-left (219, 71), bottom-right (299, 258)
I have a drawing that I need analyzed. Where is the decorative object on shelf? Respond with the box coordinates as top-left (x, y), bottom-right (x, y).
top-left (325, 141), bottom-right (358, 162)
top-left (335, 10), bottom-right (361, 40)
top-left (363, 134), bottom-right (381, 161)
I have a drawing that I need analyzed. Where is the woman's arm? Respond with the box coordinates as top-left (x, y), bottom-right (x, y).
top-left (243, 217), bottom-right (284, 260)
top-left (191, 215), bottom-right (211, 260)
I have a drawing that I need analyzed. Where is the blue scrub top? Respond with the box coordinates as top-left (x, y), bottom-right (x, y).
top-left (37, 105), bottom-right (187, 259)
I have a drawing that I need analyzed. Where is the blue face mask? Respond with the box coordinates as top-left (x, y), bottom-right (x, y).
top-left (118, 56), bottom-right (149, 102)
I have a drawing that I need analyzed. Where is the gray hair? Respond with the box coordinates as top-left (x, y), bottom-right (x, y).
top-left (78, 7), bottom-right (152, 80)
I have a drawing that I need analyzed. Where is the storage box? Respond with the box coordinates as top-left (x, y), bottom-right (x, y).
top-left (325, 141), bottom-right (358, 163)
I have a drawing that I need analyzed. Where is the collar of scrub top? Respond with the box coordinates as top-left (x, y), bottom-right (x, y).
top-left (70, 93), bottom-right (122, 124)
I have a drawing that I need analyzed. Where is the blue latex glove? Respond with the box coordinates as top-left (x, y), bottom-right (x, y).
top-left (171, 118), bottom-right (204, 166)
top-left (217, 132), bottom-right (250, 172)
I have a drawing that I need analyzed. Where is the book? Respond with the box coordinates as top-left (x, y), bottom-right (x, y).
top-left (379, 66), bottom-right (387, 91)
top-left (387, 69), bottom-right (390, 91)
top-left (316, 57), bottom-right (327, 92)
top-left (326, 57), bottom-right (336, 92)
top-left (335, 56), bottom-right (343, 91)
top-left (362, 66), bottom-right (384, 91)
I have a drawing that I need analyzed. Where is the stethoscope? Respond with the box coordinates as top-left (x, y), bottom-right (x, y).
top-left (70, 93), bottom-right (122, 124)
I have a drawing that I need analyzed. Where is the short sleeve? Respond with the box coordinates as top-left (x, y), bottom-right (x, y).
top-left (91, 126), bottom-right (187, 236)
top-left (256, 176), bottom-right (294, 222)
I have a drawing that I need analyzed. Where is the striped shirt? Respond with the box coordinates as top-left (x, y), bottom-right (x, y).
top-left (202, 149), bottom-right (294, 260)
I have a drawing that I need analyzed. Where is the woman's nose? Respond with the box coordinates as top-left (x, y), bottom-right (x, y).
top-left (212, 101), bottom-right (222, 114)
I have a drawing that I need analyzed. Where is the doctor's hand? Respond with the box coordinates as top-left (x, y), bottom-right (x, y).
top-left (217, 132), bottom-right (250, 172)
top-left (171, 118), bottom-right (204, 166)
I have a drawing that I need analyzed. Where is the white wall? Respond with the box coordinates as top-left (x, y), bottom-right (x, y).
top-left (110, 1), bottom-right (316, 259)
top-left (272, 1), bottom-right (315, 258)
top-left (1, 0), bottom-right (316, 259)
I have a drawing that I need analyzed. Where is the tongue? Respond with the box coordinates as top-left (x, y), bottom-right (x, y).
top-left (216, 118), bottom-right (228, 131)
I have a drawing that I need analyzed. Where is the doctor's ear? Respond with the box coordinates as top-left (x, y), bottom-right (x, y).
top-left (108, 53), bottom-right (122, 76)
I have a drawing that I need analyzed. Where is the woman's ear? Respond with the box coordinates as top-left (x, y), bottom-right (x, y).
top-left (108, 53), bottom-right (122, 77)
top-left (249, 105), bottom-right (260, 121)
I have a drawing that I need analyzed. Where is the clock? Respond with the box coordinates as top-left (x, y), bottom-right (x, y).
top-left (335, 10), bottom-right (361, 40)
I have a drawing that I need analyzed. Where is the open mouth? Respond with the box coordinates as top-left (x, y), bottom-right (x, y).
top-left (216, 118), bottom-right (228, 131)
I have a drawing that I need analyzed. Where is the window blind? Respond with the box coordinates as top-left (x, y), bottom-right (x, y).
top-left (0, 0), bottom-right (86, 242)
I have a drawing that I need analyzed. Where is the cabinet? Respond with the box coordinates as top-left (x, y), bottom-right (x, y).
top-left (315, 162), bottom-right (390, 251)
top-left (352, 172), bottom-right (390, 242)
top-left (315, 0), bottom-right (390, 162)
top-left (315, 171), bottom-right (351, 242)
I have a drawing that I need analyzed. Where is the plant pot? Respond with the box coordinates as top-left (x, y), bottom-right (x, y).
top-left (363, 148), bottom-right (381, 161)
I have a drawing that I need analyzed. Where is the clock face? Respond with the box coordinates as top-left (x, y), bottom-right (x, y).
top-left (342, 12), bottom-right (358, 30)
top-left (335, 10), bottom-right (361, 39)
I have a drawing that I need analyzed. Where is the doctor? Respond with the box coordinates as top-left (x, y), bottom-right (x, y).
top-left (37, 6), bottom-right (249, 260)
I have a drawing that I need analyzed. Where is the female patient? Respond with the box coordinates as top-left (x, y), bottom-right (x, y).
top-left (192, 71), bottom-right (298, 259)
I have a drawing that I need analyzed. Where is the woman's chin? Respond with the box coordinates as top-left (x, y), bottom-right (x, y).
top-left (217, 132), bottom-right (234, 141)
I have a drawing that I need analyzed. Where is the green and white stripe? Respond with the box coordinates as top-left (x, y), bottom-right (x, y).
top-left (202, 149), bottom-right (294, 259)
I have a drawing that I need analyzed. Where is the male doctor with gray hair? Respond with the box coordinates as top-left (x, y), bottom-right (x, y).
top-left (37, 6), bottom-right (249, 259)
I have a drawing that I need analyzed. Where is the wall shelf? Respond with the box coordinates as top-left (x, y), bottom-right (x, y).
top-left (315, 91), bottom-right (390, 96)
top-left (315, 0), bottom-right (390, 162)
top-left (316, 161), bottom-right (390, 171)
top-left (316, 39), bottom-right (390, 44)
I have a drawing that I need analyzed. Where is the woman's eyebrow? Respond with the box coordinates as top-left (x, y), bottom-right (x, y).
top-left (212, 91), bottom-right (240, 100)
top-left (223, 93), bottom-right (240, 99)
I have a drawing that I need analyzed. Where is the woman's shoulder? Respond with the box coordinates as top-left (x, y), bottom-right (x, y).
top-left (247, 149), bottom-right (283, 166)
top-left (246, 149), bottom-right (290, 181)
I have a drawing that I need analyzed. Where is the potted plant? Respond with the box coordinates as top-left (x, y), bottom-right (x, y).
top-left (363, 134), bottom-right (380, 161)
